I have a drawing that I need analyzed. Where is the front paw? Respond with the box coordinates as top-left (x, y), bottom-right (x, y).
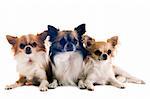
top-left (39, 86), bottom-right (48, 92)
top-left (5, 84), bottom-right (17, 90)
top-left (117, 83), bottom-right (126, 89)
top-left (48, 80), bottom-right (58, 89)
top-left (78, 80), bottom-right (86, 89)
top-left (39, 80), bottom-right (49, 92)
top-left (84, 81), bottom-right (94, 91)
top-left (48, 82), bottom-right (58, 89)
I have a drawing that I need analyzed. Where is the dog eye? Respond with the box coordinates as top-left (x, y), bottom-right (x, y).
top-left (74, 39), bottom-right (78, 45)
top-left (60, 38), bottom-right (66, 45)
top-left (31, 42), bottom-right (37, 48)
top-left (107, 49), bottom-right (112, 55)
top-left (19, 43), bottom-right (26, 49)
top-left (94, 50), bottom-right (102, 56)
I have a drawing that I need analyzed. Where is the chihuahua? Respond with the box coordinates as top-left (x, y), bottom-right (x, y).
top-left (78, 35), bottom-right (145, 91)
top-left (47, 24), bottom-right (88, 88)
top-left (5, 32), bottom-right (52, 91)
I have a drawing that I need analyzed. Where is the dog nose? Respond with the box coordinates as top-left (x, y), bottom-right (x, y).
top-left (67, 43), bottom-right (73, 48)
top-left (25, 47), bottom-right (32, 54)
top-left (102, 54), bottom-right (107, 60)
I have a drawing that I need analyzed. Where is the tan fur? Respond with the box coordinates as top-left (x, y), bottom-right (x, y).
top-left (78, 35), bottom-right (145, 91)
top-left (5, 32), bottom-right (50, 92)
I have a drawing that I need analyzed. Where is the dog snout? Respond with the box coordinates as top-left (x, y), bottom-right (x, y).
top-left (25, 47), bottom-right (32, 54)
top-left (64, 42), bottom-right (76, 52)
top-left (67, 43), bottom-right (73, 48)
top-left (102, 54), bottom-right (107, 60)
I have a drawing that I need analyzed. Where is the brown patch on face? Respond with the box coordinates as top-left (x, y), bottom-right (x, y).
top-left (83, 36), bottom-right (119, 60)
top-left (6, 33), bottom-right (47, 55)
top-left (71, 31), bottom-right (78, 39)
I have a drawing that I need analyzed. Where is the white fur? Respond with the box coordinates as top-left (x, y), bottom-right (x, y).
top-left (49, 52), bottom-right (83, 88)
top-left (15, 51), bottom-right (49, 81)
top-left (79, 57), bottom-right (125, 90)
top-left (6, 49), bottom-right (50, 91)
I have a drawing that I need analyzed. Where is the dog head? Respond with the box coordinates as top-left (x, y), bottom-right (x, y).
top-left (6, 32), bottom-right (48, 59)
top-left (47, 24), bottom-right (86, 52)
top-left (82, 35), bottom-right (118, 61)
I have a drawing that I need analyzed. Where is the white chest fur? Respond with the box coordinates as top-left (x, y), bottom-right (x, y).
top-left (15, 51), bottom-right (49, 80)
top-left (53, 52), bottom-right (83, 85)
top-left (85, 58), bottom-right (114, 84)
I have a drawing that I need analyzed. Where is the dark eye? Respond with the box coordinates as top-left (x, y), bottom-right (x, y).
top-left (19, 43), bottom-right (26, 49)
top-left (31, 42), bottom-right (37, 47)
top-left (73, 39), bottom-right (78, 45)
top-left (94, 50), bottom-right (102, 56)
top-left (107, 49), bottom-right (112, 55)
top-left (60, 38), bottom-right (66, 45)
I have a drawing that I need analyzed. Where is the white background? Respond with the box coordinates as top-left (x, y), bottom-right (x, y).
top-left (0, 0), bottom-right (150, 99)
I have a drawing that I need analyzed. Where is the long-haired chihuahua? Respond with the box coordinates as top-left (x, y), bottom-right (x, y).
top-left (78, 35), bottom-right (145, 91)
top-left (5, 32), bottom-right (52, 91)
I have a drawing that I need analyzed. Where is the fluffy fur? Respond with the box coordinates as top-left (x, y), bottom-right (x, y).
top-left (5, 32), bottom-right (52, 91)
top-left (78, 35), bottom-right (145, 91)
top-left (47, 24), bottom-right (88, 88)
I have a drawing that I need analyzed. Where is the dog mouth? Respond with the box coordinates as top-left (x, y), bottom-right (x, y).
top-left (28, 58), bottom-right (33, 63)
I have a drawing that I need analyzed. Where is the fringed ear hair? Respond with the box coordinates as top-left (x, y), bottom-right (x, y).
top-left (82, 35), bottom-right (95, 48)
top-left (47, 25), bottom-right (59, 42)
top-left (74, 24), bottom-right (86, 37)
top-left (107, 36), bottom-right (118, 47)
top-left (6, 35), bottom-right (18, 46)
top-left (37, 31), bottom-right (48, 42)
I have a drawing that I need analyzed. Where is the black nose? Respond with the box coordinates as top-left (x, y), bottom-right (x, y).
top-left (25, 47), bottom-right (32, 54)
top-left (102, 54), bottom-right (107, 60)
top-left (67, 43), bottom-right (73, 48)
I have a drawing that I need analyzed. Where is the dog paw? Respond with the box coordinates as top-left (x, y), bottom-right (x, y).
top-left (48, 80), bottom-right (58, 89)
top-left (5, 84), bottom-right (17, 90)
top-left (118, 83), bottom-right (126, 89)
top-left (86, 84), bottom-right (94, 91)
top-left (79, 83), bottom-right (86, 89)
top-left (87, 86), bottom-right (94, 91)
top-left (78, 80), bottom-right (86, 89)
top-left (134, 80), bottom-right (146, 84)
top-left (48, 82), bottom-right (58, 89)
top-left (39, 86), bottom-right (48, 92)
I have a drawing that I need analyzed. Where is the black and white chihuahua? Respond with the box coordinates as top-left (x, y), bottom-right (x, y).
top-left (47, 24), bottom-right (88, 88)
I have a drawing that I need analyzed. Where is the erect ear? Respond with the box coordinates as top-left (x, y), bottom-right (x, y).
top-left (82, 35), bottom-right (95, 47)
top-left (47, 25), bottom-right (59, 42)
top-left (37, 31), bottom-right (48, 42)
top-left (74, 24), bottom-right (86, 36)
top-left (6, 35), bottom-right (17, 45)
top-left (107, 36), bottom-right (118, 47)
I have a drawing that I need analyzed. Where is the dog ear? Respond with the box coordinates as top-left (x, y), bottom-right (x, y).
top-left (82, 35), bottom-right (95, 48)
top-left (107, 36), bottom-right (118, 47)
top-left (74, 24), bottom-right (86, 36)
top-left (37, 31), bottom-right (48, 42)
top-left (48, 25), bottom-right (59, 42)
top-left (6, 35), bottom-right (17, 45)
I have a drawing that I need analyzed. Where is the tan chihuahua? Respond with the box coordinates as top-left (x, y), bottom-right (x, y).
top-left (78, 35), bottom-right (145, 91)
top-left (5, 32), bottom-right (52, 91)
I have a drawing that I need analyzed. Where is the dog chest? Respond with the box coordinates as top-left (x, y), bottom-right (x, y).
top-left (53, 52), bottom-right (83, 85)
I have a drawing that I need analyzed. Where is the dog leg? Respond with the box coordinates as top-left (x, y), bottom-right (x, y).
top-left (5, 75), bottom-right (26, 90)
top-left (84, 79), bottom-right (94, 91)
top-left (109, 77), bottom-right (126, 89)
top-left (48, 79), bottom-right (58, 89)
top-left (39, 79), bottom-right (49, 92)
top-left (78, 79), bottom-right (86, 89)
top-left (113, 65), bottom-right (145, 84)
